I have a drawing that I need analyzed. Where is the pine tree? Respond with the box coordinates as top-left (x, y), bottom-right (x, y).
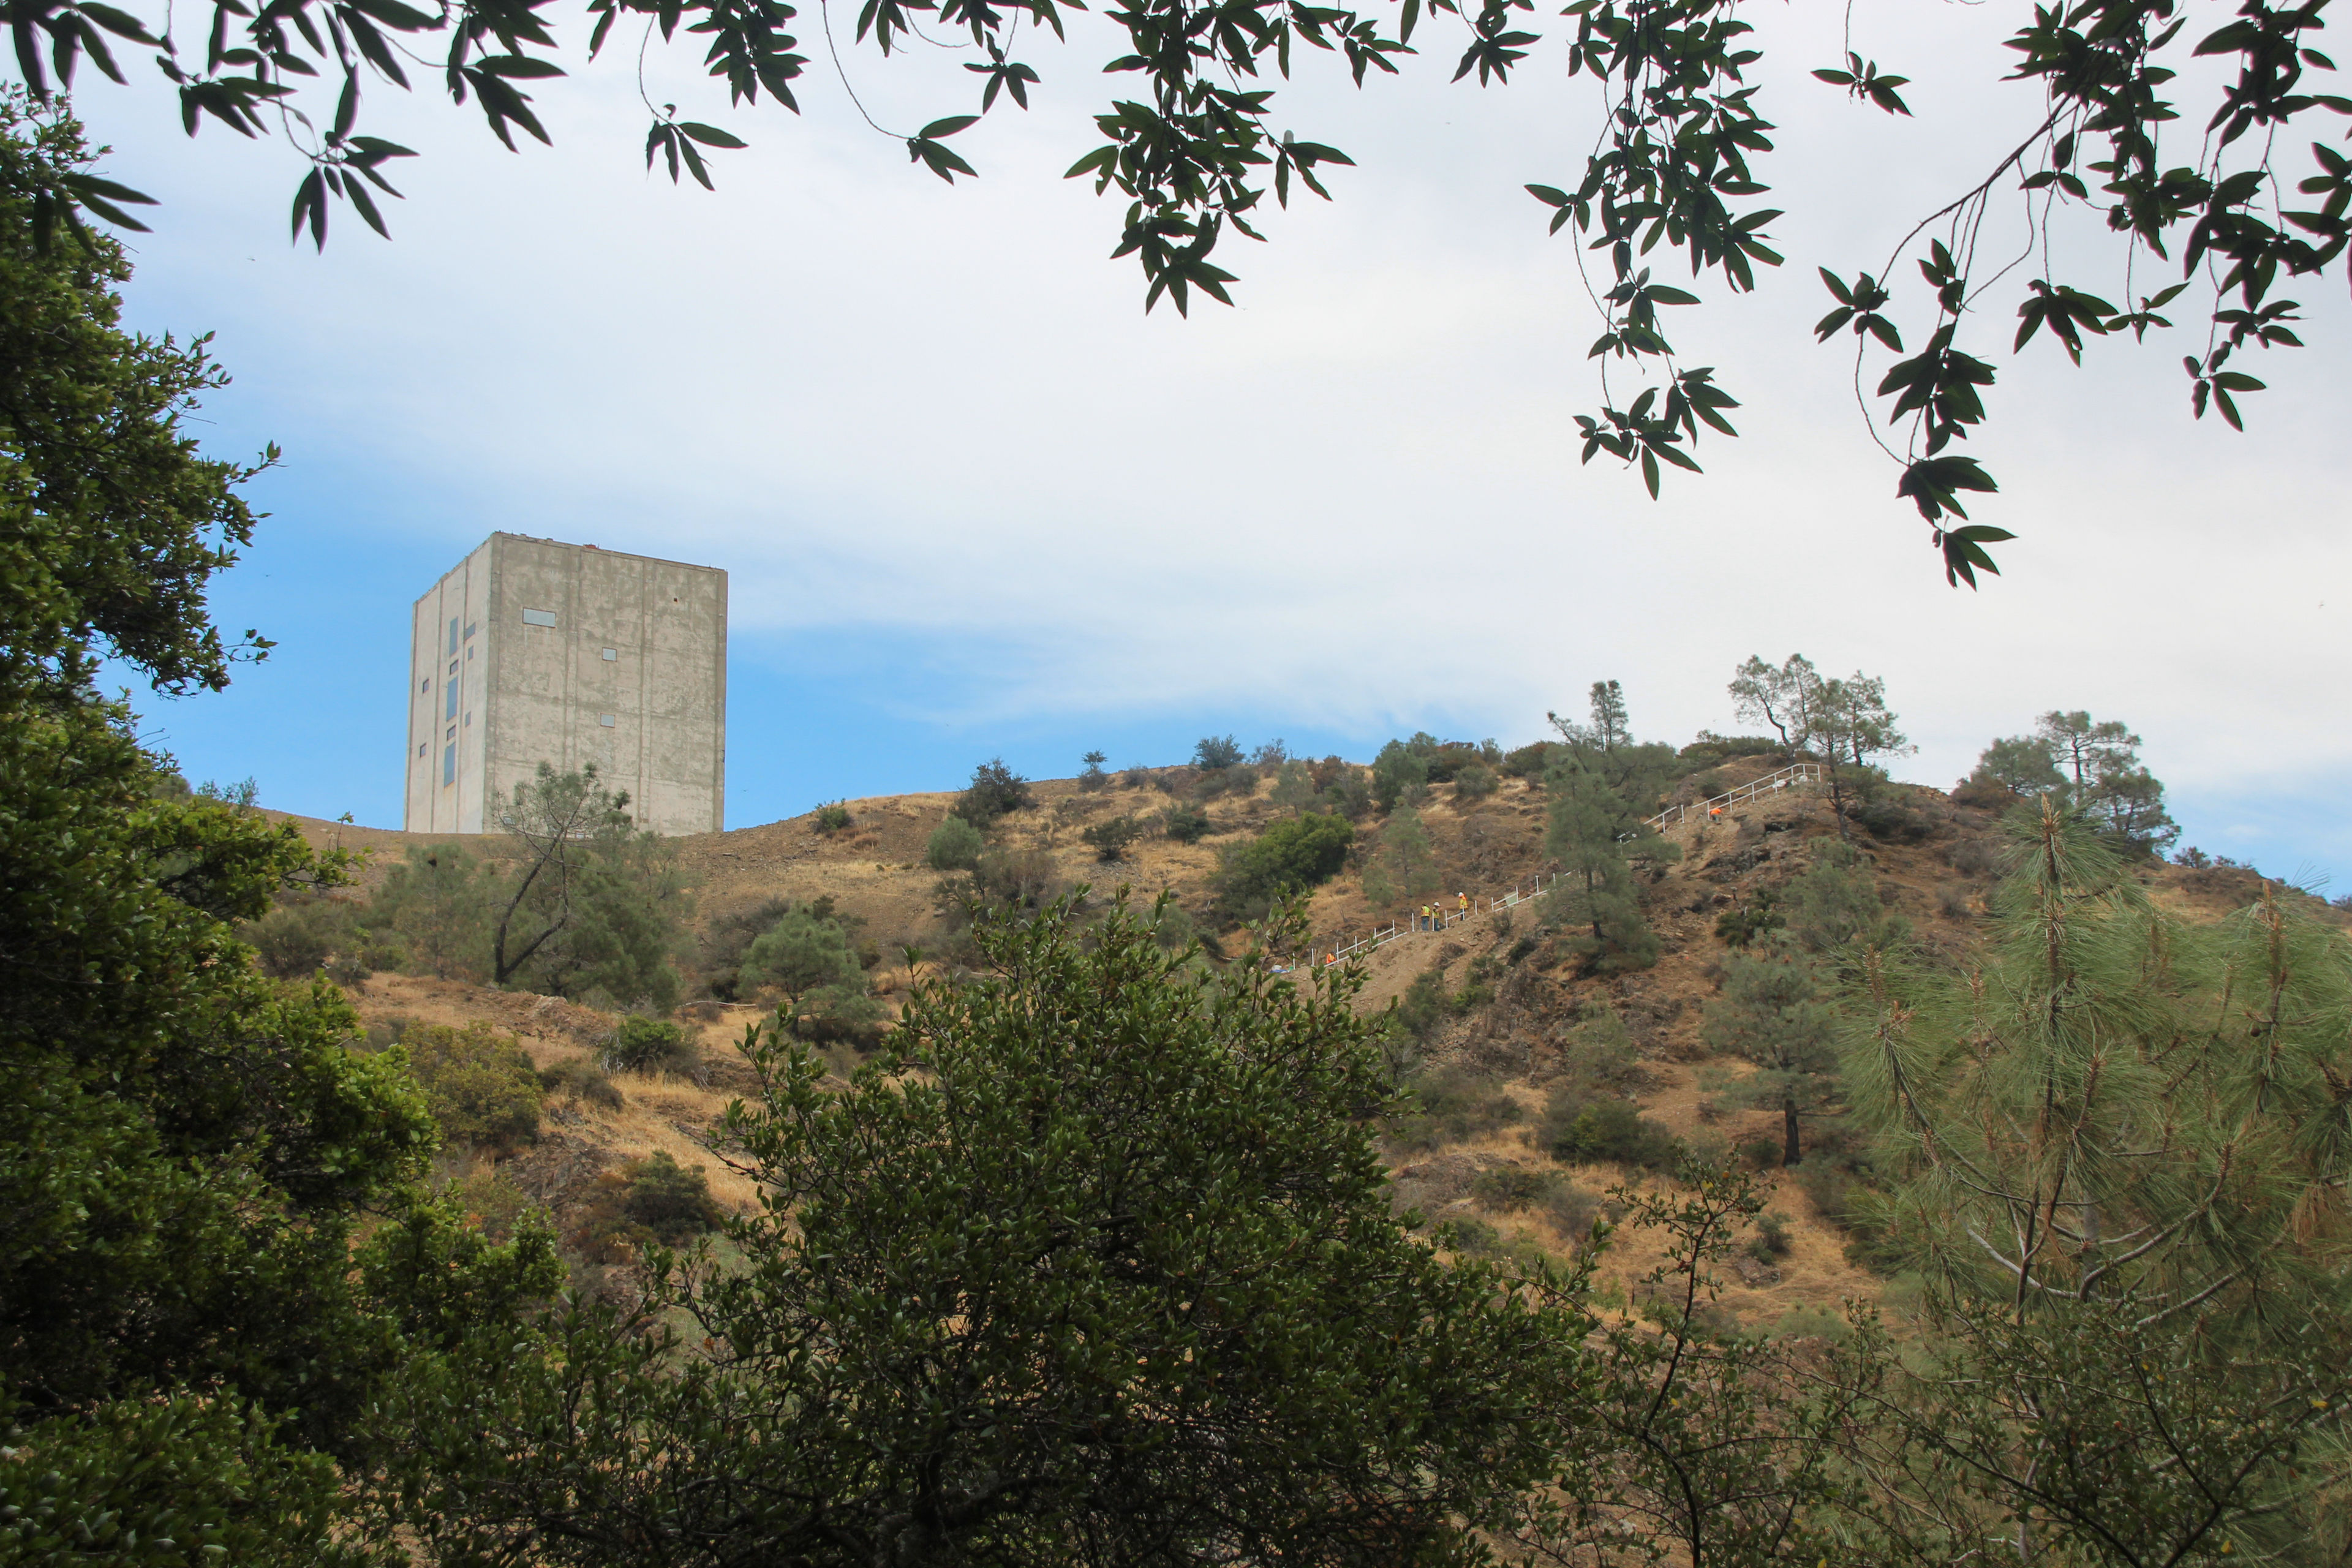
top-left (1700, 946), bottom-right (1837, 1164)
top-left (1588, 679), bottom-right (1629, 752)
top-left (1834, 801), bottom-right (2352, 1559)
top-left (1542, 758), bottom-right (1675, 974)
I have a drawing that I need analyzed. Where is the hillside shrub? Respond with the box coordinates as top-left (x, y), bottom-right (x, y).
top-left (1855, 797), bottom-right (1931, 843)
top-left (1679, 733), bottom-right (1785, 766)
top-left (1079, 751), bottom-right (1109, 791)
top-left (1714, 888), bottom-right (1785, 948)
top-left (1118, 767), bottom-right (1152, 790)
top-left (953, 759), bottom-right (1033, 830)
top-left (1540, 1093), bottom-right (1681, 1172)
top-left (1318, 768), bottom-right (1372, 819)
top-left (540, 1056), bottom-right (625, 1110)
top-left (1784, 843), bottom-right (1909, 953)
top-left (603, 1016), bottom-right (696, 1076)
top-left (741, 907), bottom-right (864, 1000)
top-left (813, 802), bottom-right (852, 834)
top-left (1452, 763), bottom-right (1498, 801)
top-left (621, 1152), bottom-right (726, 1245)
top-left (1162, 805), bottom-right (1212, 844)
top-left (403, 1021), bottom-right (546, 1153)
top-left (1387, 1069), bottom-right (1524, 1151)
top-left (970, 846), bottom-right (1061, 912)
top-left (1192, 734), bottom-right (1243, 770)
top-left (790, 984), bottom-right (888, 1051)
top-left (925, 815), bottom-right (985, 872)
top-left (1193, 763), bottom-right (1259, 799)
top-left (1213, 813), bottom-right (1355, 918)
top-left (369, 842), bottom-right (495, 981)
top-left (1370, 741), bottom-right (1429, 812)
top-left (1080, 814), bottom-right (1147, 862)
top-left (1746, 1210), bottom-right (1793, 1262)
top-left (1501, 741), bottom-right (1555, 779)
top-left (248, 902), bottom-right (336, 979)
top-left (1470, 1166), bottom-right (1550, 1212)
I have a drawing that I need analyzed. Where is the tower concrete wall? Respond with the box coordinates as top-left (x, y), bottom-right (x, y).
top-left (404, 534), bottom-right (726, 836)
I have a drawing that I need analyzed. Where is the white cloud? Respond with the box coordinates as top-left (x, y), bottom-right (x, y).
top-left (60, 0), bottom-right (2352, 835)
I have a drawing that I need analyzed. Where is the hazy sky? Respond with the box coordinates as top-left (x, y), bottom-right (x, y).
top-left (61, 0), bottom-right (2351, 883)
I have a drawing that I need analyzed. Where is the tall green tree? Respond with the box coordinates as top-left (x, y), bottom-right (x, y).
top-left (1543, 755), bottom-right (1676, 974)
top-left (1360, 803), bottom-right (1438, 911)
top-left (1727, 655), bottom-right (1821, 753)
top-left (1700, 946), bottom-right (1838, 1166)
top-left (2035, 709), bottom-right (2179, 856)
top-left (375, 897), bottom-right (1586, 1564)
top-left (0, 98), bottom-right (558, 1560)
top-left (1588, 679), bottom-right (1629, 752)
top-left (1967, 733), bottom-right (2065, 797)
top-left (489, 761), bottom-right (692, 1008)
top-left (1834, 803), bottom-right (2352, 1559)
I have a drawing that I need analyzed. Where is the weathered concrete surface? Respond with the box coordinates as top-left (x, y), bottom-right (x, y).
top-left (404, 533), bottom-right (726, 835)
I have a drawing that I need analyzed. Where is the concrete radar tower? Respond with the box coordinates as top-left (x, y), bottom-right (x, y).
top-left (405, 533), bottom-right (726, 835)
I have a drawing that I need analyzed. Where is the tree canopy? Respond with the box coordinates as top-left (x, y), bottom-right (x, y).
top-left (8, 0), bottom-right (2343, 581)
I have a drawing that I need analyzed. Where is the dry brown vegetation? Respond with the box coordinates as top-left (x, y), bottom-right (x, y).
top-left (282, 756), bottom-right (2320, 1327)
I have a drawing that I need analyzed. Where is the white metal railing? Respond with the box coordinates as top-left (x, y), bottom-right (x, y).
top-left (1292, 763), bottom-right (1826, 969)
top-left (1643, 761), bottom-right (1825, 832)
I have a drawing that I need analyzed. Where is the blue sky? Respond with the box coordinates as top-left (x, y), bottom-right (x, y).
top-left (65, 0), bottom-right (2352, 886)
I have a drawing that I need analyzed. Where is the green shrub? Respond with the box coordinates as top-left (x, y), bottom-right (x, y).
top-left (449, 1166), bottom-right (535, 1242)
top-left (1163, 805), bottom-right (1212, 844)
top-left (1192, 734), bottom-right (1243, 770)
top-left (813, 802), bottom-right (853, 834)
top-left (1785, 843), bottom-right (1910, 952)
top-left (1452, 763), bottom-right (1498, 801)
top-left (620, 1152), bottom-right (726, 1245)
top-left (540, 1055), bottom-right (625, 1110)
top-left (1855, 797), bottom-right (1929, 843)
top-left (1714, 888), bottom-right (1785, 948)
top-left (790, 983), bottom-right (888, 1050)
top-left (1540, 1093), bottom-right (1681, 1172)
top-left (247, 903), bottom-right (334, 979)
top-left (1439, 1216), bottom-right (1502, 1255)
top-left (1080, 814), bottom-right (1147, 862)
top-left (1501, 741), bottom-right (1556, 779)
top-left (1746, 1209), bottom-right (1793, 1261)
top-left (954, 758), bottom-right (1033, 830)
top-left (1370, 740), bottom-right (1429, 811)
top-left (1469, 1166), bottom-right (1550, 1212)
top-left (604, 1015), bottom-right (696, 1076)
top-left (1213, 813), bottom-right (1355, 918)
top-left (1505, 935), bottom-right (1539, 966)
top-left (926, 815), bottom-right (985, 872)
top-left (1388, 1069), bottom-right (1525, 1150)
top-left (741, 906), bottom-right (865, 1000)
top-left (1543, 1180), bottom-right (1603, 1240)
top-left (403, 1020), bottom-right (546, 1153)
top-left (1079, 750), bottom-right (1109, 791)
top-left (1736, 1135), bottom-right (1782, 1170)
top-left (970, 845), bottom-right (1061, 911)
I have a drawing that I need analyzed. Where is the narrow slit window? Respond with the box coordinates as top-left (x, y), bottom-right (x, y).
top-left (418, 743), bottom-right (426, 757)
top-left (601, 647), bottom-right (617, 662)
top-left (522, 608), bottom-right (557, 628)
top-left (445, 683), bottom-right (458, 720)
top-left (420, 677), bottom-right (431, 694)
top-left (448, 618), bottom-right (459, 655)
top-left (442, 744), bottom-right (455, 785)
top-left (598, 714), bottom-right (616, 728)
top-left (464, 622), bottom-right (477, 641)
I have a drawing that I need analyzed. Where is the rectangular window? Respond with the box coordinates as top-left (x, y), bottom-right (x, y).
top-left (445, 725), bottom-right (456, 742)
top-left (448, 660), bottom-right (458, 677)
top-left (522, 608), bottom-right (557, 628)
top-left (418, 742), bottom-right (426, 757)
top-left (462, 712), bottom-right (471, 726)
top-left (464, 622), bottom-right (477, 641)
top-left (448, 618), bottom-right (459, 655)
top-left (445, 683), bottom-right (458, 720)
top-left (466, 646), bottom-right (474, 660)
top-left (442, 744), bottom-right (455, 785)
top-left (598, 714), bottom-right (616, 728)
top-left (601, 647), bottom-right (617, 662)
